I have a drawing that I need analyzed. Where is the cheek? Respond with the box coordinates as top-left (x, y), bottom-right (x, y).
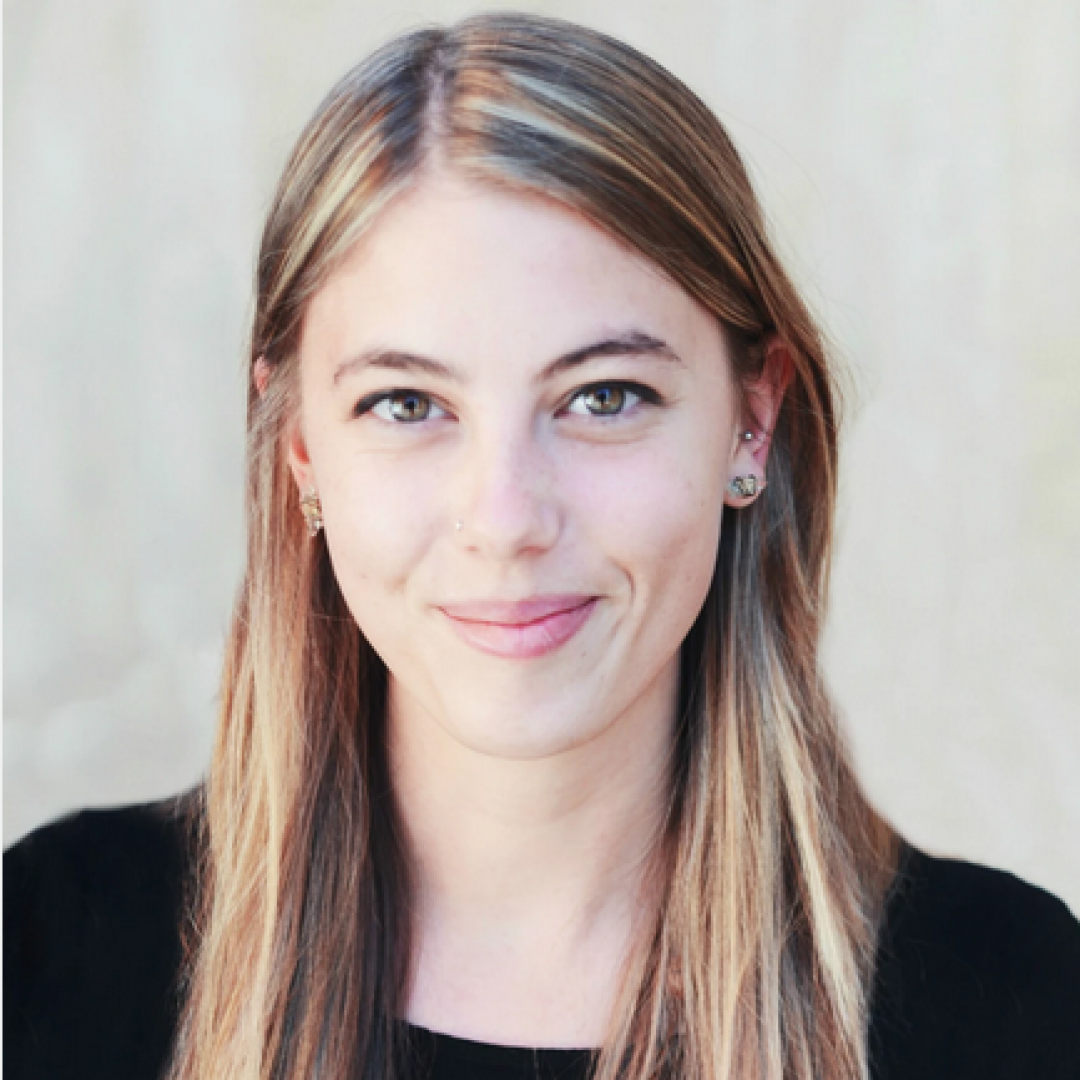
top-left (314, 444), bottom-right (449, 610)
top-left (568, 443), bottom-right (723, 611)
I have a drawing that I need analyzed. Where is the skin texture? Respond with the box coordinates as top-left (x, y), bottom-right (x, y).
top-left (284, 169), bottom-right (782, 1046)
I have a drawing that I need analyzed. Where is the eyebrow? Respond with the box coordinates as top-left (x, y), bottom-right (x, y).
top-left (331, 330), bottom-right (683, 386)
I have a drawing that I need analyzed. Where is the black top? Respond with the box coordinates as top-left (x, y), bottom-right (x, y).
top-left (5, 801), bottom-right (1080, 1080)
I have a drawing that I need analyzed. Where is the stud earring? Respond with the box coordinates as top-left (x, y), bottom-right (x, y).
top-left (728, 474), bottom-right (766, 498)
top-left (455, 520), bottom-right (463, 531)
top-left (299, 488), bottom-right (323, 536)
top-left (743, 430), bottom-right (755, 441)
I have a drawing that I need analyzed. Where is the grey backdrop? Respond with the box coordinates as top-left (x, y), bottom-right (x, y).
top-left (6, 0), bottom-right (1080, 913)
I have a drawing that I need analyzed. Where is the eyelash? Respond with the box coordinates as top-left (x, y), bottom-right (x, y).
top-left (352, 381), bottom-right (664, 423)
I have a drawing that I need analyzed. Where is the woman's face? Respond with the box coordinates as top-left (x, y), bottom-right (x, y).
top-left (292, 170), bottom-right (759, 760)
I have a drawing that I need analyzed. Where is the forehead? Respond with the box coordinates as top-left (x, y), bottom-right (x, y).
top-left (300, 169), bottom-right (727, 377)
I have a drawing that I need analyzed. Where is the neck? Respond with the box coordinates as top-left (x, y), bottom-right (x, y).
top-left (387, 664), bottom-right (677, 1047)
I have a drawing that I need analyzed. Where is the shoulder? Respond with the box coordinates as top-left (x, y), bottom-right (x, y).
top-left (6, 797), bottom-right (192, 886)
top-left (871, 842), bottom-right (1080, 1080)
top-left (880, 844), bottom-right (1080, 997)
top-left (5, 798), bottom-right (193, 949)
top-left (4, 798), bottom-right (197, 1080)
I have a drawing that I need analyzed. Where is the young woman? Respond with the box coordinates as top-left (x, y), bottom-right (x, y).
top-left (6, 12), bottom-right (1080, 1080)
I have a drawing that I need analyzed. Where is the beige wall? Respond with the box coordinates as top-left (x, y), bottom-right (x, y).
top-left (6, 0), bottom-right (1080, 913)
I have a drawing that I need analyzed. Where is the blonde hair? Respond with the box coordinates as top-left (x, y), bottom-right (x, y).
top-left (169, 12), bottom-right (899, 1080)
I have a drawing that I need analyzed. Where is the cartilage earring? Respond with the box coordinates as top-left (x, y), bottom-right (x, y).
top-left (299, 488), bottom-right (323, 536)
top-left (729, 474), bottom-right (766, 498)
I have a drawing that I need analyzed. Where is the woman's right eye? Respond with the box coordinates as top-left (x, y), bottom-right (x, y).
top-left (356, 390), bottom-right (448, 423)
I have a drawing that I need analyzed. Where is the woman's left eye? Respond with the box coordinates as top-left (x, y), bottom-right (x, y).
top-left (565, 382), bottom-right (651, 418)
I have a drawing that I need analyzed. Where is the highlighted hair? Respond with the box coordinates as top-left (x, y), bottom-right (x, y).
top-left (169, 12), bottom-right (898, 1080)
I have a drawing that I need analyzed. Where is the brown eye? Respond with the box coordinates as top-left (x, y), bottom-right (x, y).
top-left (360, 388), bottom-right (450, 424)
top-left (577, 385), bottom-right (627, 416)
top-left (385, 391), bottom-right (432, 422)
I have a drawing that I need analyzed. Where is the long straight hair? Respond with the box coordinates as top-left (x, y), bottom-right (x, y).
top-left (168, 12), bottom-right (899, 1080)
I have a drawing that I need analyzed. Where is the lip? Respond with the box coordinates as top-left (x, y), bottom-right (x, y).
top-left (438, 595), bottom-right (598, 660)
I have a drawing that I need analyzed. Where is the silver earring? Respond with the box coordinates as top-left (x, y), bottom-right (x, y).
top-left (299, 489), bottom-right (323, 536)
top-left (729, 474), bottom-right (766, 498)
top-left (743, 430), bottom-right (755, 441)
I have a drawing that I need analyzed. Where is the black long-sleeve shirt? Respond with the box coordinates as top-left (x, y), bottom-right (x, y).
top-left (6, 800), bottom-right (1080, 1079)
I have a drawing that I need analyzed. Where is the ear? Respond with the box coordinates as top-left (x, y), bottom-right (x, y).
top-left (286, 417), bottom-right (316, 495)
top-left (724, 334), bottom-right (794, 507)
top-left (254, 354), bottom-right (317, 493)
top-left (253, 355), bottom-right (272, 397)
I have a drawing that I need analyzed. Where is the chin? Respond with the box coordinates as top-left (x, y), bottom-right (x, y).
top-left (442, 696), bottom-right (618, 760)
top-left (462, 722), bottom-right (608, 761)
top-left (390, 669), bottom-right (621, 762)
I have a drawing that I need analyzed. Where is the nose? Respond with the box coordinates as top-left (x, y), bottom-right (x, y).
top-left (453, 418), bottom-right (560, 559)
